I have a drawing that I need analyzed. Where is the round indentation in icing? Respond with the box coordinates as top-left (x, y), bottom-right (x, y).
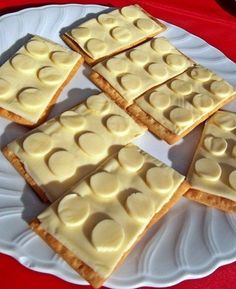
top-left (106, 115), bottom-right (130, 136)
top-left (120, 73), bottom-right (141, 91)
top-left (92, 219), bottom-right (124, 252)
top-left (58, 194), bottom-right (90, 227)
top-left (169, 107), bottom-right (193, 126)
top-left (203, 136), bottom-right (227, 155)
top-left (85, 38), bottom-right (107, 57)
top-left (126, 192), bottom-right (154, 222)
top-left (129, 49), bottom-right (149, 64)
top-left (135, 18), bottom-right (156, 32)
top-left (170, 80), bottom-right (192, 95)
top-left (110, 26), bottom-right (131, 42)
top-left (60, 111), bottom-right (86, 130)
top-left (78, 132), bottom-right (106, 156)
top-left (120, 6), bottom-right (139, 19)
top-left (50, 51), bottom-right (75, 67)
top-left (146, 167), bottom-right (174, 193)
top-left (48, 151), bottom-right (77, 178)
top-left (106, 58), bottom-right (127, 73)
top-left (118, 146), bottom-right (144, 172)
top-left (26, 39), bottom-right (49, 57)
top-left (23, 132), bottom-right (53, 156)
top-left (90, 171), bottom-right (119, 198)
top-left (195, 158), bottom-right (221, 181)
top-left (86, 94), bottom-right (111, 114)
top-left (151, 38), bottom-right (173, 53)
top-left (232, 146), bottom-right (236, 158)
top-left (190, 67), bottom-right (212, 82)
top-left (38, 66), bottom-right (62, 85)
top-left (210, 80), bottom-right (233, 98)
top-left (18, 88), bottom-right (45, 109)
top-left (214, 113), bottom-right (236, 131)
top-left (0, 78), bottom-right (11, 99)
top-left (192, 94), bottom-right (214, 111)
top-left (229, 171), bottom-right (236, 190)
top-left (71, 27), bottom-right (91, 40)
top-left (149, 91), bottom-right (170, 110)
top-left (147, 63), bottom-right (168, 79)
top-left (11, 53), bottom-right (36, 73)
top-left (165, 54), bottom-right (187, 69)
top-left (97, 14), bottom-right (117, 26)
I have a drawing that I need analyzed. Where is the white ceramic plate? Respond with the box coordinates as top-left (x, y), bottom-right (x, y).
top-left (0, 4), bottom-right (236, 288)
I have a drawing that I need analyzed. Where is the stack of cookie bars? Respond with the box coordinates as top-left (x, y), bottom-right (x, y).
top-left (0, 5), bottom-right (235, 288)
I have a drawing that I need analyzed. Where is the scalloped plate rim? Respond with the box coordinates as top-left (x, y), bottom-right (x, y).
top-left (0, 3), bottom-right (236, 289)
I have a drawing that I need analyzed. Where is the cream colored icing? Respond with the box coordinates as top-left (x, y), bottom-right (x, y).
top-left (187, 111), bottom-right (236, 202)
top-left (93, 37), bottom-right (194, 103)
top-left (0, 35), bottom-right (81, 123)
top-left (135, 65), bottom-right (236, 135)
top-left (38, 144), bottom-right (185, 278)
top-left (66, 5), bottom-right (164, 60)
top-left (8, 93), bottom-right (145, 202)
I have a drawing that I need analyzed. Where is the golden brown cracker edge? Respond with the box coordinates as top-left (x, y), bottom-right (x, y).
top-left (185, 189), bottom-right (236, 213)
top-left (30, 180), bottom-right (190, 288)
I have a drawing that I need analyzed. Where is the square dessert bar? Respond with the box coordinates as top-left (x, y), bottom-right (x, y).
top-left (2, 93), bottom-right (145, 202)
top-left (128, 65), bottom-right (236, 144)
top-left (0, 35), bottom-right (83, 126)
top-left (90, 37), bottom-right (194, 108)
top-left (186, 111), bottom-right (236, 212)
top-left (62, 5), bottom-right (166, 65)
top-left (30, 144), bottom-right (190, 288)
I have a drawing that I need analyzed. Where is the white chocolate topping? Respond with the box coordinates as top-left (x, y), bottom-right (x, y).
top-left (187, 111), bottom-right (236, 202)
top-left (229, 171), bottom-right (236, 190)
top-left (190, 67), bottom-right (212, 81)
top-left (11, 53), bottom-right (36, 72)
top-left (203, 136), bottom-right (227, 155)
top-left (93, 37), bottom-right (194, 104)
top-left (210, 80), bottom-right (233, 98)
top-left (194, 158), bottom-right (222, 181)
top-left (67, 5), bottom-right (164, 60)
top-left (118, 146), bottom-right (144, 172)
top-left (58, 194), bottom-right (90, 227)
top-left (38, 144), bottom-right (185, 278)
top-left (0, 35), bottom-right (81, 123)
top-left (135, 65), bottom-right (236, 135)
top-left (59, 111), bottom-right (86, 130)
top-left (149, 91), bottom-right (171, 109)
top-left (126, 192), bottom-right (154, 222)
top-left (8, 93), bottom-right (145, 202)
top-left (92, 220), bottom-right (125, 252)
top-left (146, 167), bottom-right (174, 193)
top-left (90, 172), bottom-right (119, 198)
top-left (23, 132), bottom-right (53, 156)
top-left (106, 115), bottom-right (130, 135)
top-left (48, 151), bottom-right (77, 179)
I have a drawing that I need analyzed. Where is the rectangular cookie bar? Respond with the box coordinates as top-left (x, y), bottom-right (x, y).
top-left (185, 110), bottom-right (236, 213)
top-left (0, 35), bottom-right (83, 126)
top-left (2, 93), bottom-right (145, 203)
top-left (62, 5), bottom-right (166, 65)
top-left (30, 144), bottom-right (190, 288)
top-left (128, 65), bottom-right (236, 144)
top-left (90, 37), bottom-right (194, 108)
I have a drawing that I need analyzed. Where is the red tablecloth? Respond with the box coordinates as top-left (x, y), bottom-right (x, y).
top-left (0, 1), bottom-right (236, 289)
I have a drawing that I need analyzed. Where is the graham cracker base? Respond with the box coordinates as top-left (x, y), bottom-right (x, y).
top-left (30, 180), bottom-right (190, 288)
top-left (185, 189), bottom-right (236, 213)
top-left (1, 146), bottom-right (49, 203)
top-left (0, 57), bottom-right (84, 127)
top-left (62, 4), bottom-right (166, 66)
